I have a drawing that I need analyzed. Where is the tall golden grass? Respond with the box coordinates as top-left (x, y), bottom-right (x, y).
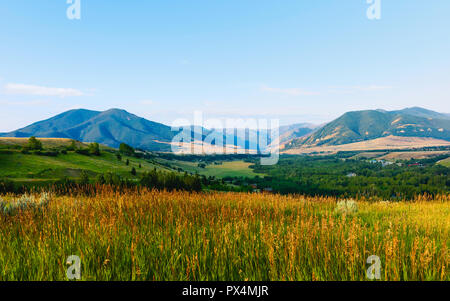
top-left (0, 188), bottom-right (448, 281)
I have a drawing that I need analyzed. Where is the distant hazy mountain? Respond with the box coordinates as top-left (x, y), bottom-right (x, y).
top-left (212, 123), bottom-right (317, 151)
top-left (1, 109), bottom-right (176, 151)
top-left (390, 107), bottom-right (450, 120)
top-left (286, 107), bottom-right (450, 148)
top-left (278, 123), bottom-right (318, 144)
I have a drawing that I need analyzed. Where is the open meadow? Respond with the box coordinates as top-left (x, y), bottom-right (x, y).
top-left (163, 160), bottom-right (260, 178)
top-left (0, 188), bottom-right (448, 281)
top-left (439, 157), bottom-right (450, 167)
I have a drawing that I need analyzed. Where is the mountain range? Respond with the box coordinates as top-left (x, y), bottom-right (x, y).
top-left (285, 107), bottom-right (450, 149)
top-left (1, 107), bottom-right (449, 152)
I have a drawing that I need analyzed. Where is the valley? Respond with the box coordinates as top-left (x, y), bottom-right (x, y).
top-left (2, 1), bottom-right (449, 285)
top-left (1, 136), bottom-right (448, 200)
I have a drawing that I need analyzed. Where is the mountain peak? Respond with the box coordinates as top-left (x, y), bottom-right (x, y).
top-left (0, 108), bottom-right (174, 151)
top-left (391, 107), bottom-right (449, 120)
top-left (104, 108), bottom-right (129, 114)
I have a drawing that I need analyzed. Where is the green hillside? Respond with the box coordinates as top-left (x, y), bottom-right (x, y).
top-left (0, 150), bottom-right (163, 182)
top-left (439, 157), bottom-right (450, 167)
top-left (0, 138), bottom-right (258, 185)
top-left (289, 109), bottom-right (450, 148)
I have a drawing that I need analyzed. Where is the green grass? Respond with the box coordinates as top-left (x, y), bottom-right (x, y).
top-left (201, 161), bottom-right (260, 178)
top-left (0, 150), bottom-right (165, 181)
top-left (439, 157), bottom-right (450, 167)
top-left (165, 160), bottom-right (261, 178)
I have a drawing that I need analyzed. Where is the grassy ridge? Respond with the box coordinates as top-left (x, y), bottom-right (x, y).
top-left (0, 189), bottom-right (448, 281)
top-left (0, 137), bottom-right (88, 149)
top-left (0, 137), bottom-right (258, 181)
top-left (439, 157), bottom-right (450, 167)
top-left (0, 138), bottom-right (158, 181)
top-left (0, 151), bottom-right (162, 181)
top-left (0, 152), bottom-right (258, 183)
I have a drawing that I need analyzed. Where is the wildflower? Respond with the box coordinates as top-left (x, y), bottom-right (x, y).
top-left (334, 199), bottom-right (358, 215)
top-left (0, 193), bottom-right (51, 216)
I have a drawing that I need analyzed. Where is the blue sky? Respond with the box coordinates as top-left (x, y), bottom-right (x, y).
top-left (1, 0), bottom-right (449, 131)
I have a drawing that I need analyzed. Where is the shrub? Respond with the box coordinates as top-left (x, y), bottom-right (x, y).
top-left (89, 143), bottom-right (101, 156)
top-left (56, 177), bottom-right (75, 186)
top-left (25, 136), bottom-right (43, 151)
top-left (103, 172), bottom-right (126, 186)
top-left (119, 143), bottom-right (135, 156)
top-left (75, 148), bottom-right (90, 156)
top-left (79, 171), bottom-right (90, 185)
top-left (67, 140), bottom-right (77, 151)
top-left (0, 179), bottom-right (15, 194)
top-left (34, 150), bottom-right (58, 157)
top-left (96, 174), bottom-right (106, 185)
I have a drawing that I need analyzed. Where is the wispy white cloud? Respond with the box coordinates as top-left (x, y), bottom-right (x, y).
top-left (328, 85), bottom-right (392, 94)
top-left (3, 83), bottom-right (85, 97)
top-left (261, 85), bottom-right (320, 96)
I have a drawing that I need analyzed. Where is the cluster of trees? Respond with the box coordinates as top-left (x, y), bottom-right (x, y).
top-left (19, 137), bottom-right (101, 157)
top-left (247, 154), bottom-right (450, 199)
top-left (93, 172), bottom-right (132, 187)
top-left (141, 169), bottom-right (202, 192)
top-left (20, 137), bottom-right (57, 156)
top-left (74, 142), bottom-right (101, 156)
top-left (59, 169), bottom-right (203, 192)
top-left (0, 170), bottom-right (204, 195)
